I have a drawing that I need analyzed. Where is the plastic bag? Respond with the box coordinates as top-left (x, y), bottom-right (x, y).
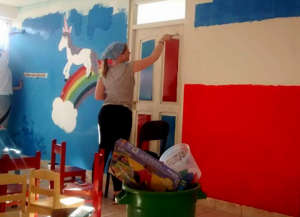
top-left (159, 144), bottom-right (201, 184)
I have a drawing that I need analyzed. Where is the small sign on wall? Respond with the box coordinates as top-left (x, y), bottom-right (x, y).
top-left (195, 0), bottom-right (213, 3)
top-left (24, 72), bottom-right (48, 78)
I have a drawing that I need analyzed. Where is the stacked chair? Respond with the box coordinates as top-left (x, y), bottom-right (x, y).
top-left (50, 139), bottom-right (86, 193)
top-left (0, 140), bottom-right (105, 217)
top-left (27, 169), bottom-right (84, 217)
top-left (63, 150), bottom-right (105, 217)
top-left (0, 150), bottom-right (85, 217)
top-left (0, 173), bottom-right (27, 217)
top-left (0, 151), bottom-right (41, 212)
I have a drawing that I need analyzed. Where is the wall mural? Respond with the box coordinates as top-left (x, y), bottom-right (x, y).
top-left (52, 16), bottom-right (101, 133)
top-left (52, 60), bottom-right (101, 133)
top-left (9, 2), bottom-right (128, 169)
top-left (195, 0), bottom-right (300, 27)
top-left (58, 17), bottom-right (99, 80)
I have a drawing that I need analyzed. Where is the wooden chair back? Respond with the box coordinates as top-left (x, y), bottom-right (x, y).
top-left (29, 169), bottom-right (60, 208)
top-left (51, 139), bottom-right (66, 188)
top-left (50, 139), bottom-right (86, 193)
top-left (0, 151), bottom-right (41, 173)
top-left (0, 173), bottom-right (27, 216)
top-left (28, 169), bottom-right (84, 216)
top-left (138, 120), bottom-right (169, 156)
top-left (0, 151), bottom-right (41, 212)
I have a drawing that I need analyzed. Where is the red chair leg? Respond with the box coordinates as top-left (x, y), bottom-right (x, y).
top-left (0, 184), bottom-right (7, 212)
top-left (92, 195), bottom-right (102, 217)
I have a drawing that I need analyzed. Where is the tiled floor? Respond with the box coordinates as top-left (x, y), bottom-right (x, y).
top-left (12, 166), bottom-right (287, 217)
top-left (102, 186), bottom-right (290, 217)
top-left (101, 196), bottom-right (239, 217)
top-left (93, 172), bottom-right (286, 217)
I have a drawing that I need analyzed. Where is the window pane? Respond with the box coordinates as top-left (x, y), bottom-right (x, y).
top-left (139, 40), bottom-right (154, 101)
top-left (137, 114), bottom-right (151, 149)
top-left (161, 115), bottom-right (176, 150)
top-left (137, 0), bottom-right (185, 25)
top-left (163, 39), bottom-right (179, 102)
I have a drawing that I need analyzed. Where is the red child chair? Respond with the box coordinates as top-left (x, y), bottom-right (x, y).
top-left (50, 139), bottom-right (86, 193)
top-left (63, 149), bottom-right (105, 217)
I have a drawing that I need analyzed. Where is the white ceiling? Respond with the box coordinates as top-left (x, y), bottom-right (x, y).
top-left (0, 0), bottom-right (49, 7)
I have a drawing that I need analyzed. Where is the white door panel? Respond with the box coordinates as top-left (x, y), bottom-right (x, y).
top-left (130, 23), bottom-right (183, 154)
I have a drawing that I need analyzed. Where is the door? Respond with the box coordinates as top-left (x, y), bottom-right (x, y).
top-left (130, 23), bottom-right (184, 155)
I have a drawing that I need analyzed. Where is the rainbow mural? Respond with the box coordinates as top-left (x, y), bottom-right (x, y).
top-left (61, 60), bottom-right (102, 108)
top-left (52, 59), bottom-right (104, 133)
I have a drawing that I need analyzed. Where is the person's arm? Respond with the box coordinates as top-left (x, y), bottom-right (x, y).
top-left (95, 78), bottom-right (106, 100)
top-left (132, 34), bottom-right (173, 73)
top-left (13, 80), bottom-right (23, 91)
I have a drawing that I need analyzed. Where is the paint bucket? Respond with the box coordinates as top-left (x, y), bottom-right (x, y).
top-left (116, 183), bottom-right (206, 217)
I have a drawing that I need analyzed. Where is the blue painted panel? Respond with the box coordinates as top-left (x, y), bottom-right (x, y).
top-left (195, 0), bottom-right (300, 27)
top-left (87, 5), bottom-right (113, 39)
top-left (139, 40), bottom-right (154, 101)
top-left (69, 9), bottom-right (83, 36)
top-left (8, 3), bottom-right (128, 170)
top-left (161, 115), bottom-right (176, 151)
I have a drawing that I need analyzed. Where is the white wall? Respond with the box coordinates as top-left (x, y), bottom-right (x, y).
top-left (0, 3), bottom-right (18, 19)
top-left (15, 0), bottom-right (128, 26)
top-left (182, 0), bottom-right (300, 85)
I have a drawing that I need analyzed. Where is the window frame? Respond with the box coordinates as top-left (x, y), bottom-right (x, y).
top-left (134, 0), bottom-right (186, 27)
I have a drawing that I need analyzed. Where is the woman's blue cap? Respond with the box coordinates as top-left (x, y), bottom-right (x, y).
top-left (101, 42), bottom-right (126, 59)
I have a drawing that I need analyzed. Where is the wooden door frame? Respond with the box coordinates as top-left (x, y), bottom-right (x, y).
top-left (128, 0), bottom-right (185, 146)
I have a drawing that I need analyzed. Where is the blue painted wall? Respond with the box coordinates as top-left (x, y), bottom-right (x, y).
top-left (8, 4), bottom-right (128, 169)
top-left (195, 0), bottom-right (300, 27)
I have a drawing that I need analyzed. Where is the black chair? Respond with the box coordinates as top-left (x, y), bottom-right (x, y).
top-left (104, 120), bottom-right (170, 198)
top-left (138, 120), bottom-right (170, 158)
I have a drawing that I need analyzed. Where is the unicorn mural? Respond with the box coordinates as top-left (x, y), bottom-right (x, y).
top-left (58, 16), bottom-right (99, 80)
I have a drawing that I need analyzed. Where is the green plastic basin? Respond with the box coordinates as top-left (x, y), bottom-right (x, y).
top-left (116, 184), bottom-right (206, 217)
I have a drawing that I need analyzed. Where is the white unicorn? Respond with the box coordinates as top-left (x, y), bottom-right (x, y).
top-left (58, 16), bottom-right (99, 80)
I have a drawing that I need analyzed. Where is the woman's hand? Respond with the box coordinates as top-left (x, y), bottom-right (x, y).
top-left (13, 80), bottom-right (23, 91)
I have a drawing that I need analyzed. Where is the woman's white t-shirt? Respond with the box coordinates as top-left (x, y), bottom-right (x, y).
top-left (102, 62), bottom-right (134, 109)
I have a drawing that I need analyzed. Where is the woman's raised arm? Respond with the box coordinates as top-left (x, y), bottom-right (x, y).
top-left (132, 34), bottom-right (173, 73)
top-left (95, 78), bottom-right (106, 100)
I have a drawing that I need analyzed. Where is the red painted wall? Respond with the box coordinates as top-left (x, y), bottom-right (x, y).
top-left (182, 84), bottom-right (300, 216)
